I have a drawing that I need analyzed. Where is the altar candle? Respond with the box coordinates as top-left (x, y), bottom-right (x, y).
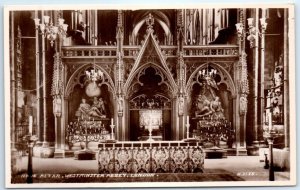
top-left (111, 118), bottom-right (114, 125)
top-left (187, 115), bottom-right (189, 125)
top-left (29, 116), bottom-right (33, 135)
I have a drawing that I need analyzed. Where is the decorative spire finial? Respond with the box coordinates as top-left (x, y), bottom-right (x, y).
top-left (146, 13), bottom-right (154, 30)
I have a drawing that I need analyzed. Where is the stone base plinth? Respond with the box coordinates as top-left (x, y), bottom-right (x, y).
top-left (205, 146), bottom-right (227, 159)
top-left (74, 150), bottom-right (96, 160)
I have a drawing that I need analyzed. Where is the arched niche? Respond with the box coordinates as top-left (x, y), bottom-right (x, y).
top-left (186, 63), bottom-right (235, 122)
top-left (65, 64), bottom-right (115, 122)
top-left (131, 11), bottom-right (173, 45)
top-left (127, 65), bottom-right (174, 141)
top-left (125, 63), bottom-right (176, 99)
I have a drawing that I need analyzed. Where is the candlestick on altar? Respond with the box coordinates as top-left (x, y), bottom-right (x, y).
top-left (186, 123), bottom-right (190, 139)
top-left (146, 125), bottom-right (154, 141)
top-left (110, 123), bottom-right (115, 140)
top-left (29, 116), bottom-right (33, 135)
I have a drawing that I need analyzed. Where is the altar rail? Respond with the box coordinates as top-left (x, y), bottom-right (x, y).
top-left (61, 45), bottom-right (239, 59)
top-left (98, 141), bottom-right (204, 174)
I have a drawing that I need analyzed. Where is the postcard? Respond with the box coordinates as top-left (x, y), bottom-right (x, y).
top-left (4, 3), bottom-right (296, 188)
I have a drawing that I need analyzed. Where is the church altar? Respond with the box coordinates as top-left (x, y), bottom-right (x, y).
top-left (98, 141), bottom-right (204, 174)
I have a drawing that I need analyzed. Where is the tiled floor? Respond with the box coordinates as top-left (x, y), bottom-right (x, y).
top-left (13, 155), bottom-right (290, 182)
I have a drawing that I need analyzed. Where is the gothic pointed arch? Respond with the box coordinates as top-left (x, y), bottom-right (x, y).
top-left (65, 63), bottom-right (115, 97)
top-left (124, 24), bottom-right (177, 97)
top-left (126, 63), bottom-right (175, 99)
top-left (186, 62), bottom-right (236, 97)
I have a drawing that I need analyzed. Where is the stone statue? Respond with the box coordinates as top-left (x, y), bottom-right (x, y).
top-left (76, 98), bottom-right (106, 119)
top-left (195, 94), bottom-right (225, 119)
top-left (91, 97), bottom-right (106, 116)
top-left (204, 75), bottom-right (219, 90)
top-left (117, 96), bottom-right (124, 113)
top-left (195, 95), bottom-right (212, 117)
top-left (210, 96), bottom-right (224, 118)
top-left (53, 97), bottom-right (62, 117)
top-left (274, 66), bottom-right (283, 88)
top-left (239, 95), bottom-right (248, 115)
top-left (178, 96), bottom-right (184, 116)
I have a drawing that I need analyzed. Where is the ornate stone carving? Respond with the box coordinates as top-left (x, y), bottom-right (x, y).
top-left (146, 13), bottom-right (155, 32)
top-left (238, 51), bottom-right (249, 95)
top-left (187, 63), bottom-right (235, 95)
top-left (16, 26), bottom-right (23, 90)
top-left (66, 120), bottom-right (110, 149)
top-left (127, 65), bottom-right (174, 98)
top-left (51, 53), bottom-right (64, 96)
top-left (65, 64), bottom-right (114, 97)
top-left (75, 97), bottom-right (106, 119)
top-left (195, 94), bottom-right (224, 119)
top-left (98, 142), bottom-right (204, 174)
top-left (238, 51), bottom-right (249, 115)
top-left (239, 95), bottom-right (248, 115)
top-left (129, 94), bottom-right (171, 110)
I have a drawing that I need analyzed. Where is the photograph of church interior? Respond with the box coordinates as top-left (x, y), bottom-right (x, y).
top-left (8, 7), bottom-right (293, 184)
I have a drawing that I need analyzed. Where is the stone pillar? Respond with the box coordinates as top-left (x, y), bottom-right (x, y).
top-left (232, 95), bottom-right (237, 150)
top-left (64, 97), bottom-right (69, 150)
top-left (174, 97), bottom-right (180, 140)
top-left (252, 8), bottom-right (259, 146)
top-left (34, 11), bottom-right (42, 145)
top-left (178, 96), bottom-right (184, 140)
top-left (53, 96), bottom-right (64, 158)
top-left (52, 52), bottom-right (65, 158)
top-left (41, 11), bottom-right (48, 148)
top-left (258, 8), bottom-right (267, 146)
top-left (117, 96), bottom-right (124, 140)
top-left (115, 10), bottom-right (124, 140)
top-left (235, 9), bottom-right (249, 155)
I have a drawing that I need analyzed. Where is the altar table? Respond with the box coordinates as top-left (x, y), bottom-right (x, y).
top-left (98, 141), bottom-right (204, 174)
